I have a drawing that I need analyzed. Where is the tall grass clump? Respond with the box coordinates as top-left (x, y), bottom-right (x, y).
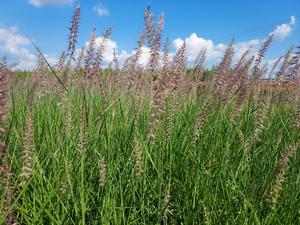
top-left (0, 5), bottom-right (300, 225)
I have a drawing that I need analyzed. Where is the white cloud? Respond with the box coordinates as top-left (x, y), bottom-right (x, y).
top-left (265, 58), bottom-right (280, 69)
top-left (28, 0), bottom-right (74, 7)
top-left (270, 16), bottom-right (296, 40)
top-left (44, 54), bottom-right (59, 65)
top-left (290, 16), bottom-right (296, 26)
top-left (172, 33), bottom-right (261, 65)
top-left (233, 39), bottom-right (260, 62)
top-left (94, 33), bottom-right (269, 69)
top-left (120, 47), bottom-right (151, 66)
top-left (85, 36), bottom-right (117, 65)
top-left (93, 6), bottom-right (110, 16)
top-left (0, 26), bottom-right (29, 46)
top-left (0, 26), bottom-right (36, 70)
top-left (96, 38), bottom-right (116, 63)
top-left (118, 50), bottom-right (130, 64)
top-left (86, 36), bottom-right (150, 67)
top-left (173, 33), bottom-right (227, 63)
top-left (261, 58), bottom-right (284, 79)
top-left (170, 16), bottom-right (295, 65)
top-left (0, 25), bottom-right (58, 70)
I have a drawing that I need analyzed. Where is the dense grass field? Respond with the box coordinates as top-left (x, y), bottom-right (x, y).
top-left (1, 5), bottom-right (300, 225)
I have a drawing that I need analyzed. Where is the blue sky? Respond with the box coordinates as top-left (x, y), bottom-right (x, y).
top-left (0, 0), bottom-right (299, 69)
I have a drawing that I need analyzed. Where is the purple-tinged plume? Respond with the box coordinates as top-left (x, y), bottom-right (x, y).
top-left (67, 5), bottom-right (80, 66)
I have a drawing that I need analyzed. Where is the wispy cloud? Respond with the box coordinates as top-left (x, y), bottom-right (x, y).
top-left (0, 25), bottom-right (36, 69)
top-left (28, 0), bottom-right (74, 7)
top-left (0, 25), bottom-right (58, 70)
top-left (93, 6), bottom-right (110, 16)
top-left (270, 16), bottom-right (296, 40)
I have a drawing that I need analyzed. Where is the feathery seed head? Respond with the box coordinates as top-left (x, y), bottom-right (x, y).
top-left (19, 110), bottom-right (34, 185)
top-left (133, 137), bottom-right (143, 176)
top-left (67, 5), bottom-right (81, 65)
top-left (252, 34), bottom-right (274, 79)
top-left (85, 28), bottom-right (97, 80)
top-left (99, 156), bottom-right (107, 186)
